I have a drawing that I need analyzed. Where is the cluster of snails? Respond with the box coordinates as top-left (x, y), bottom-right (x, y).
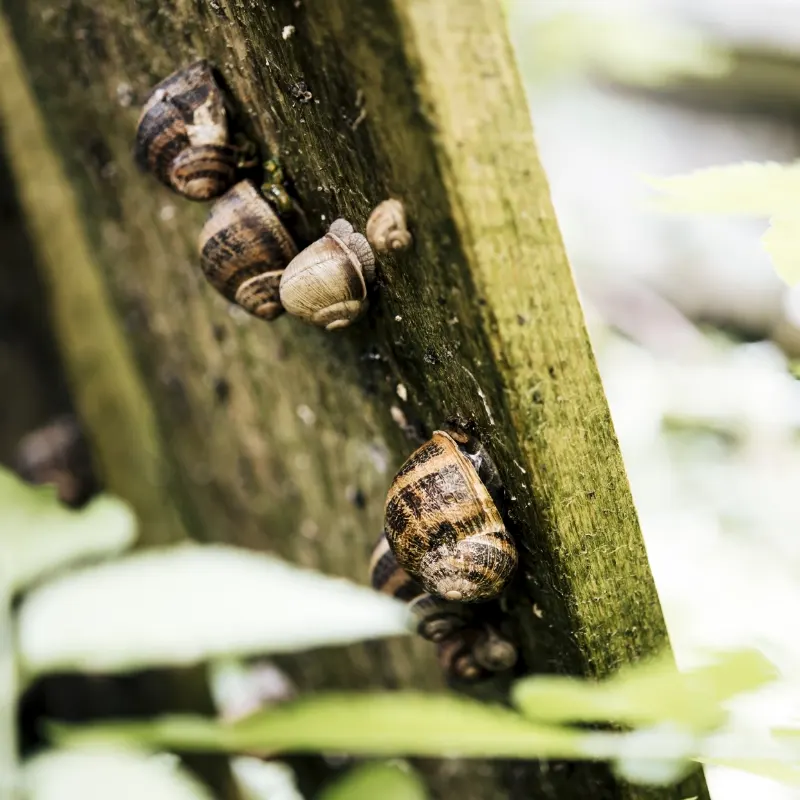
top-left (136, 61), bottom-right (412, 330)
top-left (136, 62), bottom-right (521, 683)
top-left (374, 427), bottom-right (520, 681)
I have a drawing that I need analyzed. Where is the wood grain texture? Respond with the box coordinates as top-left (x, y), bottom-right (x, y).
top-left (0, 0), bottom-right (708, 797)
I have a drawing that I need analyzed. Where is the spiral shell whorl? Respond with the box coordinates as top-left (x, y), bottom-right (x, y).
top-left (279, 219), bottom-right (374, 330)
top-left (366, 199), bottom-right (412, 253)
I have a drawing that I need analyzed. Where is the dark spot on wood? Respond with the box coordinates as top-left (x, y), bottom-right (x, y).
top-left (288, 81), bottom-right (313, 104)
top-left (350, 487), bottom-right (366, 509)
top-left (423, 347), bottom-right (439, 365)
top-left (213, 377), bottom-right (230, 405)
top-left (516, 314), bottom-right (528, 325)
top-left (212, 324), bottom-right (226, 343)
top-left (532, 389), bottom-right (544, 405)
top-left (548, 365), bottom-right (557, 379)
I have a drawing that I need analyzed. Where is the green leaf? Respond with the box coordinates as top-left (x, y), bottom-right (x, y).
top-left (0, 467), bottom-right (136, 593)
top-left (645, 161), bottom-right (800, 216)
top-left (761, 216), bottom-right (800, 285)
top-left (24, 747), bottom-right (214, 800)
top-left (511, 650), bottom-right (776, 731)
top-left (18, 544), bottom-right (411, 677)
top-left (319, 761), bottom-right (428, 800)
top-left (53, 692), bottom-right (587, 759)
top-left (523, 12), bottom-right (730, 88)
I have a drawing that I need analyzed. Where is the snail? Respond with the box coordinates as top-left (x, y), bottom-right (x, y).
top-left (366, 199), bottom-right (412, 253)
top-left (198, 180), bottom-right (298, 320)
top-left (370, 533), bottom-right (517, 681)
top-left (14, 415), bottom-right (97, 508)
top-left (384, 428), bottom-right (518, 603)
top-left (278, 219), bottom-right (375, 330)
top-left (135, 60), bottom-right (238, 200)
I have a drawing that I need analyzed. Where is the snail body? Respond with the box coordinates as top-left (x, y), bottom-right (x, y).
top-left (136, 60), bottom-right (238, 200)
top-left (366, 199), bottom-right (412, 253)
top-left (198, 180), bottom-right (297, 320)
top-left (279, 219), bottom-right (375, 330)
top-left (384, 429), bottom-right (517, 603)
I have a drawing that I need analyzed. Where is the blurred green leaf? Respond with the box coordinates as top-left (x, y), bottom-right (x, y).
top-left (54, 692), bottom-right (587, 759)
top-left (18, 544), bottom-right (411, 677)
top-left (0, 467), bottom-right (136, 593)
top-left (761, 215), bottom-right (800, 285)
top-left (523, 11), bottom-right (730, 87)
top-left (645, 161), bottom-right (800, 285)
top-left (645, 162), bottom-right (800, 216)
top-left (24, 747), bottom-right (213, 800)
top-left (319, 761), bottom-right (428, 800)
top-left (511, 650), bottom-right (776, 731)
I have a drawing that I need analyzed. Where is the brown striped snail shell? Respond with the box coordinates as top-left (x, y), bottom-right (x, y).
top-left (136, 60), bottom-right (237, 201)
top-left (436, 626), bottom-right (516, 682)
top-left (198, 180), bottom-right (297, 320)
top-left (366, 199), bottom-right (412, 253)
top-left (278, 219), bottom-right (375, 330)
top-left (14, 415), bottom-right (97, 508)
top-left (384, 429), bottom-right (518, 603)
top-left (370, 533), bottom-right (470, 643)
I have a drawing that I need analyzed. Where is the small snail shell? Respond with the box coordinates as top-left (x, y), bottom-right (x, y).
top-left (136, 60), bottom-right (237, 200)
top-left (366, 199), bottom-right (412, 253)
top-left (198, 180), bottom-right (297, 320)
top-left (279, 219), bottom-right (375, 330)
top-left (437, 632), bottom-right (484, 682)
top-left (370, 533), bottom-right (470, 642)
top-left (384, 429), bottom-right (518, 603)
top-left (14, 415), bottom-right (97, 508)
top-left (471, 626), bottom-right (518, 672)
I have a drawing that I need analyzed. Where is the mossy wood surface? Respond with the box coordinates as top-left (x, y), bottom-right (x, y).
top-left (0, 1), bottom-right (707, 798)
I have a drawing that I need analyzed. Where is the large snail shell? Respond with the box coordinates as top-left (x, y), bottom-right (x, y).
top-left (384, 430), bottom-right (518, 603)
top-left (136, 60), bottom-right (237, 200)
top-left (370, 533), bottom-right (470, 642)
top-left (278, 219), bottom-right (375, 331)
top-left (198, 180), bottom-right (297, 320)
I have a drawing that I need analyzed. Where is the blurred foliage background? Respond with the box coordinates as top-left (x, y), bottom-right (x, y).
top-left (5, 0), bottom-right (800, 799)
top-left (507, 1), bottom-right (800, 798)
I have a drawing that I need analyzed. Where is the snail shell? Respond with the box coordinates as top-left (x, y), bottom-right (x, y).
top-left (437, 632), bottom-right (484, 682)
top-left (198, 180), bottom-right (297, 320)
top-left (14, 415), bottom-right (97, 508)
top-left (437, 626), bottom-right (518, 682)
top-left (278, 219), bottom-right (375, 330)
top-left (384, 429), bottom-right (518, 603)
top-left (370, 533), bottom-right (470, 642)
top-left (366, 199), bottom-right (412, 253)
top-left (136, 60), bottom-right (237, 200)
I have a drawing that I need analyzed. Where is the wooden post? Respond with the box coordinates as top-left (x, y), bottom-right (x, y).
top-left (0, 1), bottom-right (708, 797)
